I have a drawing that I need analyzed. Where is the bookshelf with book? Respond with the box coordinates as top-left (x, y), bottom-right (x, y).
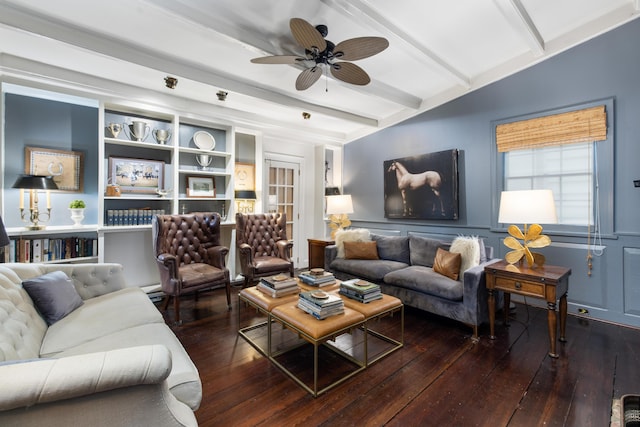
top-left (8, 235), bottom-right (98, 263)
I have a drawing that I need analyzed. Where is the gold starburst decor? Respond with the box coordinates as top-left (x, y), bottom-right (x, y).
top-left (498, 190), bottom-right (558, 268)
top-left (326, 195), bottom-right (354, 239)
top-left (328, 214), bottom-right (351, 239)
top-left (504, 224), bottom-right (552, 267)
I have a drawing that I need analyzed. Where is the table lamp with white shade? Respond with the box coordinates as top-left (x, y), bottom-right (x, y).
top-left (326, 194), bottom-right (353, 239)
top-left (498, 189), bottom-right (558, 268)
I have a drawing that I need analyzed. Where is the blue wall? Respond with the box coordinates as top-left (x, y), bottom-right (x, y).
top-left (344, 19), bottom-right (640, 327)
top-left (4, 93), bottom-right (99, 226)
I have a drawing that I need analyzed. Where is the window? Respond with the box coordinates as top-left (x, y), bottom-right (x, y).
top-left (492, 98), bottom-right (614, 236)
top-left (504, 142), bottom-right (593, 226)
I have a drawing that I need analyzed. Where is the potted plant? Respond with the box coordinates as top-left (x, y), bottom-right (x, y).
top-left (69, 199), bottom-right (86, 226)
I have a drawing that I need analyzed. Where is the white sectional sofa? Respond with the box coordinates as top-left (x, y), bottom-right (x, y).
top-left (0, 263), bottom-right (200, 427)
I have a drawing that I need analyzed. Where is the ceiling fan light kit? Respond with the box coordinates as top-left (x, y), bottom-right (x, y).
top-left (251, 18), bottom-right (388, 91)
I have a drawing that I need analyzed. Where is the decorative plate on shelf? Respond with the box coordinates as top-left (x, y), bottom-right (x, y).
top-left (193, 131), bottom-right (216, 151)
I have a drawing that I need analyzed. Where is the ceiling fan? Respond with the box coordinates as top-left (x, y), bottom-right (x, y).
top-left (251, 18), bottom-right (389, 91)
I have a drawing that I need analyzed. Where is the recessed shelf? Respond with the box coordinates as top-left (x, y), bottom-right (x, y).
top-left (104, 137), bottom-right (174, 151)
top-left (7, 225), bottom-right (99, 237)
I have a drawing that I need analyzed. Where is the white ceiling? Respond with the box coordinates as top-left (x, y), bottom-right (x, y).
top-left (0, 0), bottom-right (638, 145)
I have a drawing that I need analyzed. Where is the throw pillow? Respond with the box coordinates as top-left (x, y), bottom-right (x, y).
top-left (344, 241), bottom-right (379, 260)
top-left (449, 236), bottom-right (481, 279)
top-left (409, 235), bottom-right (444, 267)
top-left (22, 271), bottom-right (84, 325)
top-left (334, 228), bottom-right (371, 258)
top-left (372, 234), bottom-right (410, 264)
top-left (433, 248), bottom-right (462, 281)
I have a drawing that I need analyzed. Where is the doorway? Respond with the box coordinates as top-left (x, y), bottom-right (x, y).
top-left (264, 156), bottom-right (301, 265)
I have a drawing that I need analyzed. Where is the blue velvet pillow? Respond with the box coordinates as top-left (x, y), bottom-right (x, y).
top-left (372, 235), bottom-right (410, 264)
top-left (22, 271), bottom-right (84, 325)
top-left (409, 235), bottom-right (446, 267)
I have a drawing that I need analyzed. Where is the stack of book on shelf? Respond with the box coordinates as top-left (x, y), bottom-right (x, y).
top-left (256, 274), bottom-right (299, 298)
top-left (297, 269), bottom-right (336, 287)
top-left (339, 279), bottom-right (383, 303)
top-left (297, 290), bottom-right (344, 320)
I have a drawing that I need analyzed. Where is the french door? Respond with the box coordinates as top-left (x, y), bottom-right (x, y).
top-left (264, 157), bottom-right (300, 265)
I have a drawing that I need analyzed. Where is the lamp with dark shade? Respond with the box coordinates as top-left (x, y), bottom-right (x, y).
top-left (12, 174), bottom-right (59, 230)
top-left (324, 187), bottom-right (340, 196)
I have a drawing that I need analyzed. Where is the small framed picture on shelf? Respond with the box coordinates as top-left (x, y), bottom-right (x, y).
top-left (108, 156), bottom-right (164, 194)
top-left (234, 162), bottom-right (255, 191)
top-left (186, 175), bottom-right (215, 198)
top-left (25, 146), bottom-right (84, 192)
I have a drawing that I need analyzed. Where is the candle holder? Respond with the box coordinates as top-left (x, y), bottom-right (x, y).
top-left (12, 175), bottom-right (59, 230)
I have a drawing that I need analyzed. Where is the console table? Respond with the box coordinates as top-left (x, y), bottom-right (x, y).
top-left (307, 238), bottom-right (334, 269)
top-left (485, 260), bottom-right (571, 358)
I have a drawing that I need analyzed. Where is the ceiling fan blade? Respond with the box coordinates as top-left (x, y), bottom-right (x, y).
top-left (251, 55), bottom-right (304, 64)
top-left (290, 18), bottom-right (326, 52)
top-left (330, 62), bottom-right (371, 86)
top-left (295, 67), bottom-right (322, 90)
top-left (334, 37), bottom-right (389, 61)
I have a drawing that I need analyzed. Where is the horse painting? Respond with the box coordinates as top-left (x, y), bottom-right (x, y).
top-left (387, 161), bottom-right (444, 217)
top-left (384, 150), bottom-right (459, 220)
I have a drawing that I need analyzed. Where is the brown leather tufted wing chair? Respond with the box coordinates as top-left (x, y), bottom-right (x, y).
top-left (235, 213), bottom-right (294, 287)
top-left (153, 212), bottom-right (231, 324)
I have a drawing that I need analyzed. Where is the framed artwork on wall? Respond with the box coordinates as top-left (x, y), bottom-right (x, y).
top-left (234, 162), bottom-right (255, 191)
top-left (187, 175), bottom-right (216, 198)
top-left (384, 149), bottom-right (459, 220)
top-left (108, 157), bottom-right (164, 194)
top-left (25, 147), bottom-right (84, 192)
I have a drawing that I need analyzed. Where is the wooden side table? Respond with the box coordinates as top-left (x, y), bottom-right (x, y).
top-left (485, 260), bottom-right (571, 358)
top-left (307, 238), bottom-right (334, 269)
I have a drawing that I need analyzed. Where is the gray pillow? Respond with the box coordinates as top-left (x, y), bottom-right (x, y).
top-left (372, 235), bottom-right (410, 264)
top-left (22, 271), bottom-right (84, 325)
top-left (409, 235), bottom-right (446, 268)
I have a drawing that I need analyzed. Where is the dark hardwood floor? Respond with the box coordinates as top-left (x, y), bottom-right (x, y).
top-left (162, 287), bottom-right (640, 426)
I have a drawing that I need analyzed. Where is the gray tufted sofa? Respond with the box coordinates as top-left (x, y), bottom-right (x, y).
top-left (325, 233), bottom-right (500, 339)
top-left (0, 263), bottom-right (200, 427)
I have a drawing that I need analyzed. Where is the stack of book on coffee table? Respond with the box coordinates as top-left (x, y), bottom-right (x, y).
top-left (297, 290), bottom-right (344, 320)
top-left (257, 274), bottom-right (299, 298)
top-left (339, 279), bottom-right (383, 303)
top-left (297, 269), bottom-right (336, 287)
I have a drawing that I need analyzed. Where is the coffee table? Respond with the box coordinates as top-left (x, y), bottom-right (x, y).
top-left (270, 303), bottom-right (366, 397)
top-left (237, 278), bottom-right (404, 397)
top-left (237, 286), bottom-right (298, 356)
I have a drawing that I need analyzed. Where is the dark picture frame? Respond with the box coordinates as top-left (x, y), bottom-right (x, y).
top-left (384, 149), bottom-right (459, 220)
top-left (108, 156), bottom-right (164, 194)
top-left (25, 147), bottom-right (84, 192)
top-left (186, 175), bottom-right (216, 198)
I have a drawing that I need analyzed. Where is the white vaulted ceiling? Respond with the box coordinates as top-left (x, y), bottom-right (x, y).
top-left (0, 0), bottom-right (638, 144)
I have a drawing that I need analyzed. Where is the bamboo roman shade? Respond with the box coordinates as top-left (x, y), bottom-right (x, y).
top-left (496, 105), bottom-right (607, 152)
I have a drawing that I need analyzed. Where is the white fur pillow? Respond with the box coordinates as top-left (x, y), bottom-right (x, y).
top-left (449, 236), bottom-right (480, 280)
top-left (334, 228), bottom-right (371, 258)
